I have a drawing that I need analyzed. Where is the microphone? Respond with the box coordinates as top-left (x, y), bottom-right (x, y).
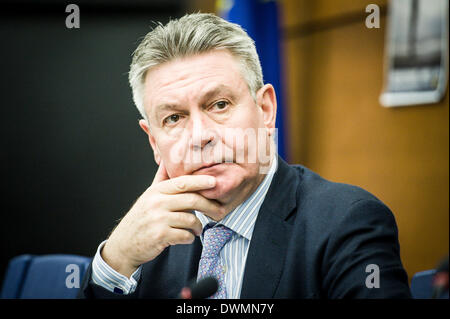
top-left (179, 277), bottom-right (218, 299)
top-left (432, 255), bottom-right (449, 299)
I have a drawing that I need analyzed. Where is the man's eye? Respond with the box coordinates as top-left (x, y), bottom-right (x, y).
top-left (211, 101), bottom-right (229, 111)
top-left (164, 114), bottom-right (180, 125)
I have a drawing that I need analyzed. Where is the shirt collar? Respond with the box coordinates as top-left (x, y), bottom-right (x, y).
top-left (195, 156), bottom-right (278, 241)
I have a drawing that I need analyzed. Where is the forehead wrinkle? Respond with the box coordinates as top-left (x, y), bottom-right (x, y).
top-left (153, 75), bottom-right (238, 107)
top-left (144, 51), bottom-right (247, 120)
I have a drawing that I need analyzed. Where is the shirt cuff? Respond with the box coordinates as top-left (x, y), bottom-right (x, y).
top-left (90, 240), bottom-right (142, 295)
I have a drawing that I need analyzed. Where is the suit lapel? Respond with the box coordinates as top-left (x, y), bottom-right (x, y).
top-left (185, 236), bottom-right (203, 280)
top-left (166, 236), bottom-right (202, 297)
top-left (240, 156), bottom-right (299, 298)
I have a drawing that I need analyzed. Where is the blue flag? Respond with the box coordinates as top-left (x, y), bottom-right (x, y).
top-left (218, 0), bottom-right (288, 161)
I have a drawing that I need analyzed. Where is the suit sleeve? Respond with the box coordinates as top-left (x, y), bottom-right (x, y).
top-left (322, 199), bottom-right (412, 299)
top-left (77, 240), bottom-right (143, 299)
top-left (77, 262), bottom-right (142, 299)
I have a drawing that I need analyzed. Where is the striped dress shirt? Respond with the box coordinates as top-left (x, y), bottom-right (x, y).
top-left (91, 156), bottom-right (277, 297)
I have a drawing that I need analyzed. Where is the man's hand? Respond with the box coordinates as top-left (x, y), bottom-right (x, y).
top-left (101, 161), bottom-right (225, 278)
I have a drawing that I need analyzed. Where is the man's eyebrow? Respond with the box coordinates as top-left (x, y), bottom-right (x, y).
top-left (153, 103), bottom-right (181, 118)
top-left (200, 85), bottom-right (236, 105)
top-left (153, 85), bottom-right (236, 117)
top-left (155, 103), bottom-right (179, 112)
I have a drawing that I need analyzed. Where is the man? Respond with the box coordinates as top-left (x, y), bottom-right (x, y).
top-left (78, 13), bottom-right (411, 299)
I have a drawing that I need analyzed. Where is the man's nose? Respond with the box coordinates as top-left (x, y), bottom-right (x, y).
top-left (189, 114), bottom-right (216, 151)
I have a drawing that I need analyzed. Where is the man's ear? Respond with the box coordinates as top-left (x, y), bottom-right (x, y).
top-left (139, 119), bottom-right (161, 165)
top-left (256, 84), bottom-right (277, 136)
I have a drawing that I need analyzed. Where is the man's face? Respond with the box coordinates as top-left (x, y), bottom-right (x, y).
top-left (139, 50), bottom-right (276, 204)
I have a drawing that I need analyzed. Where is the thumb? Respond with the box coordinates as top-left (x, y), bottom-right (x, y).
top-left (152, 160), bottom-right (169, 185)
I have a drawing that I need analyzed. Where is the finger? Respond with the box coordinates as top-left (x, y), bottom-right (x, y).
top-left (166, 228), bottom-right (196, 246)
top-left (167, 212), bottom-right (203, 236)
top-left (157, 175), bottom-right (216, 194)
top-left (165, 193), bottom-right (224, 220)
top-left (152, 160), bottom-right (170, 185)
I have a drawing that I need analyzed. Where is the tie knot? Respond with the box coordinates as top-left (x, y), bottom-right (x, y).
top-left (201, 224), bottom-right (233, 258)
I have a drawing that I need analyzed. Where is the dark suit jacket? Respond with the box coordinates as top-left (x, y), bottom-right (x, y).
top-left (78, 156), bottom-right (411, 298)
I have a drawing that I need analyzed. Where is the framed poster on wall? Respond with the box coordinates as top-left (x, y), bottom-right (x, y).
top-left (380, 0), bottom-right (449, 107)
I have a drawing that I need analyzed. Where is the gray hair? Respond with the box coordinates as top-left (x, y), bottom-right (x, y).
top-left (128, 12), bottom-right (264, 121)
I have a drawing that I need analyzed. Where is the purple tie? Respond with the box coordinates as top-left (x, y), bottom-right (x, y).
top-left (197, 224), bottom-right (233, 299)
